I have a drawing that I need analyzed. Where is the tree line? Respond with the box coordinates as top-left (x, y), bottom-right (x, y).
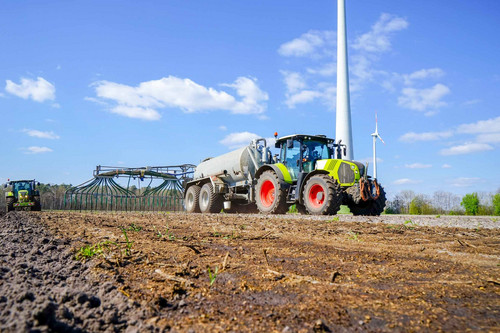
top-left (385, 189), bottom-right (500, 216)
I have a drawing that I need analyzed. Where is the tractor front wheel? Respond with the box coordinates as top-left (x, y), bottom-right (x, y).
top-left (199, 183), bottom-right (223, 213)
top-left (255, 171), bottom-right (289, 214)
top-left (348, 184), bottom-right (386, 216)
top-left (185, 185), bottom-right (201, 213)
top-left (6, 197), bottom-right (15, 212)
top-left (303, 174), bottom-right (342, 215)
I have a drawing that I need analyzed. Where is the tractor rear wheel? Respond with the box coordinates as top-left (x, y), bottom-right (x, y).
top-left (32, 195), bottom-right (41, 211)
top-left (303, 174), bottom-right (342, 215)
top-left (199, 183), bottom-right (223, 213)
top-left (6, 197), bottom-right (15, 212)
top-left (348, 184), bottom-right (386, 216)
top-left (185, 185), bottom-right (201, 213)
top-left (255, 171), bottom-right (289, 214)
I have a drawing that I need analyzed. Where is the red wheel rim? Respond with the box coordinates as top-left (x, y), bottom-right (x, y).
top-left (308, 184), bottom-right (325, 208)
top-left (260, 180), bottom-right (275, 207)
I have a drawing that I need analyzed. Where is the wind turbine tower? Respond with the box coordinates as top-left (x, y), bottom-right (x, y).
top-left (371, 113), bottom-right (385, 179)
top-left (335, 0), bottom-right (354, 160)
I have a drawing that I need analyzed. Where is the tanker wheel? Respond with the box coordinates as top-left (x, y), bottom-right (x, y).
top-left (6, 197), bottom-right (15, 212)
top-left (348, 184), bottom-right (387, 216)
top-left (199, 183), bottom-right (224, 213)
top-left (185, 185), bottom-right (201, 213)
top-left (255, 171), bottom-right (288, 214)
top-left (303, 174), bottom-right (342, 215)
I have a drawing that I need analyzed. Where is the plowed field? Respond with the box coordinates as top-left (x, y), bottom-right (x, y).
top-left (2, 211), bottom-right (499, 332)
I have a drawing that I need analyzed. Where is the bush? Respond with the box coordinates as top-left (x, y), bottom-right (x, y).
top-left (461, 193), bottom-right (479, 216)
top-left (493, 194), bottom-right (500, 216)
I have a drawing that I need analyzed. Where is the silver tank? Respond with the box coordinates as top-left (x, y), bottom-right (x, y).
top-left (194, 139), bottom-right (269, 186)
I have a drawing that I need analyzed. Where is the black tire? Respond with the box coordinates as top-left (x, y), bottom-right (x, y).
top-left (184, 185), bottom-right (201, 213)
top-left (32, 195), bottom-right (42, 211)
top-left (199, 183), bottom-right (223, 213)
top-left (6, 197), bottom-right (15, 212)
top-left (348, 184), bottom-right (387, 216)
top-left (302, 174), bottom-right (342, 215)
top-left (255, 171), bottom-right (289, 214)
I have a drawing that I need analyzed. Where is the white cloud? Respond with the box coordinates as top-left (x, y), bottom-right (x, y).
top-left (404, 163), bottom-right (432, 169)
top-left (219, 125), bottom-right (227, 131)
top-left (5, 77), bottom-right (55, 102)
top-left (220, 132), bottom-right (262, 149)
top-left (403, 68), bottom-right (444, 85)
top-left (110, 106), bottom-right (161, 121)
top-left (281, 71), bottom-right (306, 94)
top-left (449, 177), bottom-right (482, 188)
top-left (476, 132), bottom-right (500, 144)
top-left (456, 116), bottom-right (500, 134)
top-left (392, 178), bottom-right (421, 185)
top-left (25, 146), bottom-right (53, 154)
top-left (399, 130), bottom-right (453, 142)
top-left (306, 62), bottom-right (336, 77)
top-left (22, 129), bottom-right (60, 139)
top-left (91, 76), bottom-right (268, 121)
top-left (398, 83), bottom-right (450, 112)
top-left (442, 164), bottom-right (452, 169)
top-left (219, 132), bottom-right (276, 150)
top-left (285, 90), bottom-right (323, 109)
top-left (278, 30), bottom-right (335, 58)
top-left (352, 13), bottom-right (408, 53)
top-left (440, 142), bottom-right (493, 155)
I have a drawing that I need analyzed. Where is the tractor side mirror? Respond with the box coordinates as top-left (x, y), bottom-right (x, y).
top-left (287, 139), bottom-right (294, 149)
top-left (3, 184), bottom-right (6, 188)
top-left (275, 142), bottom-right (280, 149)
top-left (37, 182), bottom-right (40, 186)
top-left (343, 147), bottom-right (347, 156)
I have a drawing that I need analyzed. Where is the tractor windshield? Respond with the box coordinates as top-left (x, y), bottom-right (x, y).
top-left (13, 182), bottom-right (31, 194)
top-left (302, 140), bottom-right (332, 161)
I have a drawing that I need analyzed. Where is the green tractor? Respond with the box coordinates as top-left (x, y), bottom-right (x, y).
top-left (4, 180), bottom-right (42, 212)
top-left (255, 134), bottom-right (386, 215)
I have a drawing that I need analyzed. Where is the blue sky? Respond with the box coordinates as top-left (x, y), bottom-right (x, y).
top-left (1, 0), bottom-right (499, 198)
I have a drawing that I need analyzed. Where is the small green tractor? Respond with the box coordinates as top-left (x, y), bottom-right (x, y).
top-left (4, 180), bottom-right (42, 212)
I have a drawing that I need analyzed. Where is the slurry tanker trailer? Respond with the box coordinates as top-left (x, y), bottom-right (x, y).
top-left (184, 134), bottom-right (386, 215)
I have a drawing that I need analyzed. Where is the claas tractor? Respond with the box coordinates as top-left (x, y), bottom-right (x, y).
top-left (4, 180), bottom-right (42, 212)
top-left (184, 134), bottom-right (386, 215)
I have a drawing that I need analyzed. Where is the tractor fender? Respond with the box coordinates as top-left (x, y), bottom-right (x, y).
top-left (298, 170), bottom-right (330, 204)
top-left (255, 164), bottom-right (291, 185)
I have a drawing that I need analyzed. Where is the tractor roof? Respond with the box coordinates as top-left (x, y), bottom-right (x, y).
top-left (275, 134), bottom-right (334, 144)
top-left (8, 180), bottom-right (36, 183)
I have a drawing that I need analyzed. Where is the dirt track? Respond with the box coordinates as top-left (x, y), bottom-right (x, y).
top-left (1, 211), bottom-right (499, 332)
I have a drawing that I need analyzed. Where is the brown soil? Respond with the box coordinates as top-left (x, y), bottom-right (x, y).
top-left (39, 211), bottom-right (499, 332)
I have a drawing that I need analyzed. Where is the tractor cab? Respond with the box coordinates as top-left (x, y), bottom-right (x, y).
top-left (274, 134), bottom-right (345, 181)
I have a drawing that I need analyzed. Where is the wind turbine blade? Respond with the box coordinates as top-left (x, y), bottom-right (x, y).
top-left (377, 134), bottom-right (385, 145)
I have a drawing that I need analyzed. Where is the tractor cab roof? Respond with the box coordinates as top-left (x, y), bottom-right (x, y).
top-left (8, 180), bottom-right (36, 184)
top-left (275, 134), bottom-right (334, 145)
